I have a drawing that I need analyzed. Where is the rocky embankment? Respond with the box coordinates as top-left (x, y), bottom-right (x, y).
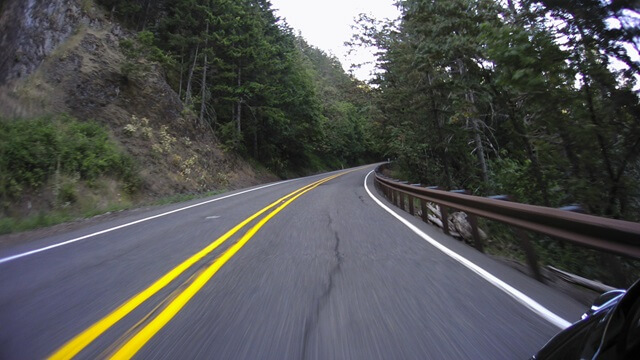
top-left (0, 0), bottom-right (277, 222)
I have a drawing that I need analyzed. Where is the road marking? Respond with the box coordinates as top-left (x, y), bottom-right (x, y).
top-left (0, 179), bottom-right (304, 265)
top-left (363, 170), bottom-right (572, 329)
top-left (205, 216), bottom-right (221, 219)
top-left (48, 173), bottom-right (344, 360)
top-left (109, 172), bottom-right (347, 359)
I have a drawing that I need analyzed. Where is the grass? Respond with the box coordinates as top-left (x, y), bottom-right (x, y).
top-left (0, 203), bottom-right (132, 236)
top-left (0, 189), bottom-right (226, 236)
top-left (0, 212), bottom-right (74, 235)
top-left (0, 114), bottom-right (141, 200)
top-left (151, 189), bottom-right (224, 206)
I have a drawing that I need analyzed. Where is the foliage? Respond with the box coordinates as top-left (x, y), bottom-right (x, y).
top-left (0, 114), bottom-right (140, 203)
top-left (348, 0), bottom-right (640, 285)
top-left (0, 211), bottom-right (76, 235)
top-left (120, 30), bottom-right (174, 79)
top-left (151, 189), bottom-right (222, 206)
top-left (353, 0), bottom-right (640, 221)
top-left (97, 0), bottom-right (379, 175)
top-left (297, 39), bottom-right (379, 167)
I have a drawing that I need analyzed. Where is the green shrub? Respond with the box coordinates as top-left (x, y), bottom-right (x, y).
top-left (0, 114), bottom-right (140, 201)
top-left (219, 122), bottom-right (244, 152)
top-left (58, 181), bottom-right (78, 204)
top-left (120, 31), bottom-right (174, 79)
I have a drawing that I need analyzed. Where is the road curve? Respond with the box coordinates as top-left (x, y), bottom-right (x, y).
top-left (0, 165), bottom-right (585, 359)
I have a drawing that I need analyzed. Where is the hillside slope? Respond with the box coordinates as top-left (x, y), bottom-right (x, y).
top-left (0, 0), bottom-right (276, 223)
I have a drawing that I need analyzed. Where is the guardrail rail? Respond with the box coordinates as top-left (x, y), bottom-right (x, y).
top-left (373, 163), bottom-right (640, 283)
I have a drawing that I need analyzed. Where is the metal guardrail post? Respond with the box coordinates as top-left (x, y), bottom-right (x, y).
top-left (600, 253), bottom-right (626, 288)
top-left (421, 199), bottom-right (429, 223)
top-left (467, 214), bottom-right (484, 253)
top-left (440, 205), bottom-right (450, 235)
top-left (408, 195), bottom-right (415, 215)
top-left (373, 165), bottom-right (640, 261)
top-left (515, 228), bottom-right (543, 282)
top-left (399, 193), bottom-right (406, 211)
top-left (488, 195), bottom-right (541, 281)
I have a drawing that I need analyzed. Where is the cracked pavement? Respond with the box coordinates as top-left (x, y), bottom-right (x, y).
top-left (0, 166), bottom-right (584, 359)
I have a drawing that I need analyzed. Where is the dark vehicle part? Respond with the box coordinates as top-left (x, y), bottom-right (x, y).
top-left (532, 279), bottom-right (640, 359)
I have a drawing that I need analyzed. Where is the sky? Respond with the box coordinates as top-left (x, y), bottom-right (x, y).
top-left (269, 0), bottom-right (400, 81)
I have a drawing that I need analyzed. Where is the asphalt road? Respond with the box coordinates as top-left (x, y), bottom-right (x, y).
top-left (0, 165), bottom-right (587, 359)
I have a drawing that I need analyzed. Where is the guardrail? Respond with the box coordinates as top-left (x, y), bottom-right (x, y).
top-left (373, 163), bottom-right (640, 283)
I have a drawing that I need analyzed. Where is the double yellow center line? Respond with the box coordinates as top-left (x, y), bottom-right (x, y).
top-left (49, 171), bottom-right (349, 359)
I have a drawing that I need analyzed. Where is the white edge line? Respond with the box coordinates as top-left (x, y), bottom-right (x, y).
top-left (363, 170), bottom-right (572, 330)
top-left (0, 178), bottom-right (299, 265)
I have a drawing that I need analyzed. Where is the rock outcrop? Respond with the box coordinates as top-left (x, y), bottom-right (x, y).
top-left (0, 0), bottom-right (103, 85)
top-left (0, 0), bottom-right (277, 205)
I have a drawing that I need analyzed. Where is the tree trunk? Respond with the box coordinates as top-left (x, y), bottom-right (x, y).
top-left (185, 45), bottom-right (199, 106)
top-left (607, 136), bottom-right (640, 218)
top-left (471, 117), bottom-right (489, 183)
top-left (457, 59), bottom-right (489, 185)
top-left (178, 49), bottom-right (184, 99)
top-left (556, 120), bottom-right (581, 178)
top-left (504, 0), bottom-right (548, 204)
top-left (427, 74), bottom-right (452, 188)
top-left (575, 25), bottom-right (619, 215)
top-left (139, 0), bottom-right (151, 31)
top-left (433, 108), bottom-right (453, 188)
top-left (236, 63), bottom-right (242, 134)
top-left (582, 75), bottom-right (619, 215)
top-left (582, 78), bottom-right (615, 182)
top-left (506, 103), bottom-right (550, 206)
top-left (253, 127), bottom-right (258, 158)
top-left (199, 23), bottom-right (209, 125)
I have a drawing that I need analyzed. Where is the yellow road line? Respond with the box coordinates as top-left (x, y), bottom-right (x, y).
top-left (48, 174), bottom-right (339, 360)
top-left (109, 172), bottom-right (345, 359)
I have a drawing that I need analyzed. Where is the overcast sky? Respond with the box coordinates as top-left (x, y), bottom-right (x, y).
top-left (269, 0), bottom-right (400, 81)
